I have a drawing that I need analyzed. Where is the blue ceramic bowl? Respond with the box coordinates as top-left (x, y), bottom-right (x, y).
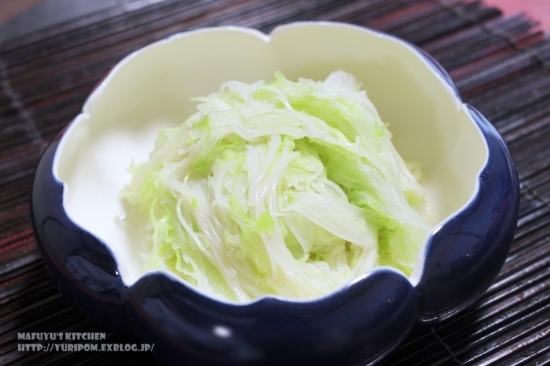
top-left (31, 23), bottom-right (519, 365)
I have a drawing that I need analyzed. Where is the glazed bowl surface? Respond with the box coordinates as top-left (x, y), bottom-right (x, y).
top-left (31, 22), bottom-right (519, 365)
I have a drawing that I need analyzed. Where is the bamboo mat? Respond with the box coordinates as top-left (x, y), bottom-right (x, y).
top-left (1, 0), bottom-right (550, 364)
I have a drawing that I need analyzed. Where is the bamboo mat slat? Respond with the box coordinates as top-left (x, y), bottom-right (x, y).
top-left (1, 0), bottom-right (549, 364)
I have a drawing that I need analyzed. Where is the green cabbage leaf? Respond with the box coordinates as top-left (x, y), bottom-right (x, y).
top-left (123, 70), bottom-right (429, 302)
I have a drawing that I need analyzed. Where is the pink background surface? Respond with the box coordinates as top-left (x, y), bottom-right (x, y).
top-left (484, 0), bottom-right (550, 31)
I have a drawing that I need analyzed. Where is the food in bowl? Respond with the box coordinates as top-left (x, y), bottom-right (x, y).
top-left (31, 22), bottom-right (519, 366)
top-left (122, 70), bottom-right (431, 302)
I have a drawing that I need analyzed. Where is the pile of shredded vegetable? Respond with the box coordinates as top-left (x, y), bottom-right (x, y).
top-left (122, 70), bottom-right (429, 302)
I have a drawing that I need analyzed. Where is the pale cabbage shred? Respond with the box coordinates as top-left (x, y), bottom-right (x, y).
top-left (123, 70), bottom-right (429, 302)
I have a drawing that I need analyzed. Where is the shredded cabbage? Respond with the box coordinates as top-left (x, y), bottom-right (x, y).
top-left (123, 70), bottom-right (429, 302)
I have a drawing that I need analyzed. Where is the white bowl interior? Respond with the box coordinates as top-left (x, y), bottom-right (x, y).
top-left (54, 23), bottom-right (487, 286)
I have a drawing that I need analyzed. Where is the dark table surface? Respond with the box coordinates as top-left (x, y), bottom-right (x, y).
top-left (1, 0), bottom-right (550, 365)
